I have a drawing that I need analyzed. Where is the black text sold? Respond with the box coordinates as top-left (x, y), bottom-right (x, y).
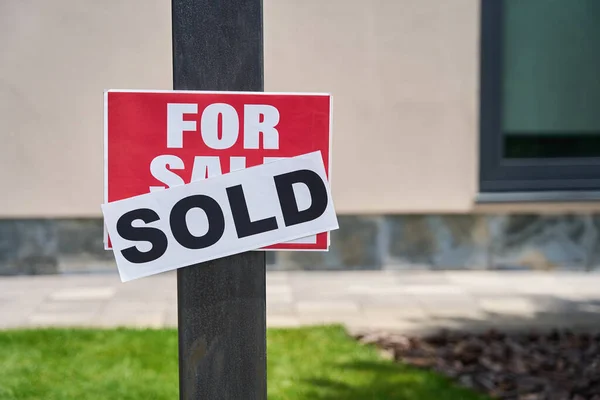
top-left (102, 151), bottom-right (338, 282)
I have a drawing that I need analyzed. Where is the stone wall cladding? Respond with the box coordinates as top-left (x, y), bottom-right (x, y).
top-left (0, 214), bottom-right (598, 275)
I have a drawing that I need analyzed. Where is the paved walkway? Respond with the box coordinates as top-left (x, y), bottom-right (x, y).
top-left (1, 271), bottom-right (600, 333)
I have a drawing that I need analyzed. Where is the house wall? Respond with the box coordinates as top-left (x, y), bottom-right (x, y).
top-left (1, 0), bottom-right (599, 275)
top-left (0, 0), bottom-right (172, 218)
top-left (0, 0), bottom-right (484, 216)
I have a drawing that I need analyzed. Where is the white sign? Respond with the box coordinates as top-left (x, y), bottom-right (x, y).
top-left (102, 151), bottom-right (338, 282)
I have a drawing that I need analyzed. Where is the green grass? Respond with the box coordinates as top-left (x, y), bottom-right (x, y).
top-left (0, 325), bottom-right (487, 400)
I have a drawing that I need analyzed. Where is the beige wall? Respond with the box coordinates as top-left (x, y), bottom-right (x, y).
top-left (265, 0), bottom-right (481, 214)
top-left (0, 0), bottom-right (172, 217)
top-left (2, 0), bottom-right (590, 217)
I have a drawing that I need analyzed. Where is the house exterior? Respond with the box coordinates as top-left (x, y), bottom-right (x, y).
top-left (1, 0), bottom-right (599, 274)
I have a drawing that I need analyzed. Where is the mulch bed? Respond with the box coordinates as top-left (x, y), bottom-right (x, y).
top-left (355, 329), bottom-right (600, 400)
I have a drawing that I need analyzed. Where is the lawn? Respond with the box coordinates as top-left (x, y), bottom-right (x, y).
top-left (0, 325), bottom-right (486, 400)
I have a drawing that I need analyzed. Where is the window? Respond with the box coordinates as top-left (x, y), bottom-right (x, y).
top-left (479, 0), bottom-right (600, 196)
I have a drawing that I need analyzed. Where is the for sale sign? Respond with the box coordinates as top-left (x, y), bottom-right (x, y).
top-left (104, 90), bottom-right (332, 251)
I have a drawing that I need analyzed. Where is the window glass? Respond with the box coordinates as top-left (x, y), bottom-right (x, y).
top-left (501, 0), bottom-right (600, 158)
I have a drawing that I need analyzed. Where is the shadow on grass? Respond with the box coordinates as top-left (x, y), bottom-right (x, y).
top-left (299, 361), bottom-right (487, 400)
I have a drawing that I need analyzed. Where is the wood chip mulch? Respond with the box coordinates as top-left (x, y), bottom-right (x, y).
top-left (355, 329), bottom-right (600, 400)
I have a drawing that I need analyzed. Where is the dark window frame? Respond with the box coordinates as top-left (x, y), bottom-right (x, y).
top-left (479, 0), bottom-right (600, 193)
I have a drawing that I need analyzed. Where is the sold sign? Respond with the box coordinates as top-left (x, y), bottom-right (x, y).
top-left (102, 152), bottom-right (338, 282)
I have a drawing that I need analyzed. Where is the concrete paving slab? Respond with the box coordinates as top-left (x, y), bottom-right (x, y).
top-left (0, 271), bottom-right (599, 333)
top-left (267, 316), bottom-right (301, 328)
top-left (49, 287), bottom-right (116, 301)
top-left (296, 301), bottom-right (360, 314)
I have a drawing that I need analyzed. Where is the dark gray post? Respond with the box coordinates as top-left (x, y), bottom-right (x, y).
top-left (171, 1), bottom-right (266, 399)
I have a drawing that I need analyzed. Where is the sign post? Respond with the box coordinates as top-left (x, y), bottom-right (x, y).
top-left (104, 1), bottom-right (331, 397)
top-left (171, 1), bottom-right (266, 398)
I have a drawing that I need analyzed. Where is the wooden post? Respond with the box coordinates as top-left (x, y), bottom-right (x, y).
top-left (171, 1), bottom-right (267, 399)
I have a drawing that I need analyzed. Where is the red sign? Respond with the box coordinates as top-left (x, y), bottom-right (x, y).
top-left (104, 90), bottom-right (332, 251)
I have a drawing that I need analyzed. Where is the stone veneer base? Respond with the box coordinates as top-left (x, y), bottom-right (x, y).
top-left (1, 214), bottom-right (599, 275)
